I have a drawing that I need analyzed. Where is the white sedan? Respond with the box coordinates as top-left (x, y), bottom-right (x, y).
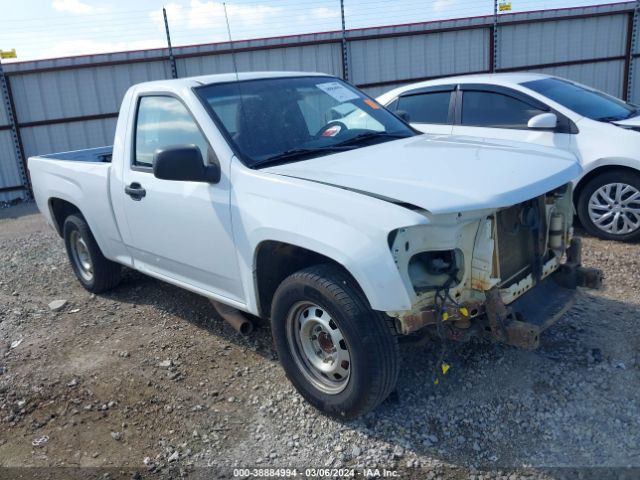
top-left (377, 73), bottom-right (640, 242)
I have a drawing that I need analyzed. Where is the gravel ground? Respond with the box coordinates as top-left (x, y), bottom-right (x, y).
top-left (0, 203), bottom-right (639, 480)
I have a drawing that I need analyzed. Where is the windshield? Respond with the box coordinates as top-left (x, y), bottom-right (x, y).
top-left (195, 76), bottom-right (414, 167)
top-left (522, 77), bottom-right (637, 122)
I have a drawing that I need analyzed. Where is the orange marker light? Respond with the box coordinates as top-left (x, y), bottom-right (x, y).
top-left (364, 98), bottom-right (380, 109)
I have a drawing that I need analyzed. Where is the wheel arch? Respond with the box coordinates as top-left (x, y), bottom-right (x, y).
top-left (48, 197), bottom-right (84, 237)
top-left (574, 163), bottom-right (640, 205)
top-left (253, 240), bottom-right (368, 319)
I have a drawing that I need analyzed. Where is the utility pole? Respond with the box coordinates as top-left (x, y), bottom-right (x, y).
top-left (340, 0), bottom-right (349, 82)
top-left (492, 0), bottom-right (499, 73)
top-left (163, 7), bottom-right (178, 79)
top-left (627, 0), bottom-right (640, 102)
top-left (0, 55), bottom-right (30, 198)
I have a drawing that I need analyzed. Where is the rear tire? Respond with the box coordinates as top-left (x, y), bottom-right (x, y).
top-left (63, 214), bottom-right (121, 293)
top-left (271, 264), bottom-right (400, 419)
top-left (577, 170), bottom-right (640, 242)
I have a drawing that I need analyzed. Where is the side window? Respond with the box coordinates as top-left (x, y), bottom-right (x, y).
top-left (385, 98), bottom-right (399, 112)
top-left (461, 91), bottom-right (545, 129)
top-left (396, 92), bottom-right (452, 124)
top-left (134, 96), bottom-right (213, 168)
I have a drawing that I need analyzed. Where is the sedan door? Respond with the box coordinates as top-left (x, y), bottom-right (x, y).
top-left (451, 85), bottom-right (573, 150)
top-left (385, 85), bottom-right (455, 135)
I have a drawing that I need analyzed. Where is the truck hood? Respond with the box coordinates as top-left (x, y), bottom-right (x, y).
top-left (612, 115), bottom-right (640, 127)
top-left (263, 134), bottom-right (581, 215)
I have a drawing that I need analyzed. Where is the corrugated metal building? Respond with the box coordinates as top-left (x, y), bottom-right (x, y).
top-left (1, 1), bottom-right (638, 202)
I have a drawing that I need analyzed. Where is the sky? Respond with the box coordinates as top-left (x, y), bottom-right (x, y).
top-left (0, 0), bottom-right (627, 62)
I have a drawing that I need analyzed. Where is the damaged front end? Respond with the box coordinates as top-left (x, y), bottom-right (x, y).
top-left (387, 183), bottom-right (603, 350)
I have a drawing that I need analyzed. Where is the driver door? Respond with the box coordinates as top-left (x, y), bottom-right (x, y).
top-left (451, 85), bottom-right (572, 150)
top-left (119, 95), bottom-right (244, 302)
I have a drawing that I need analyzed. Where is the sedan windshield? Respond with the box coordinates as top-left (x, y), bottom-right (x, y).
top-left (195, 76), bottom-right (414, 167)
top-left (522, 77), bottom-right (637, 122)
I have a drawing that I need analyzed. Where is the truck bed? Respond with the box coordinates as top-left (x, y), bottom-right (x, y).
top-left (40, 146), bottom-right (113, 163)
top-left (28, 145), bottom-right (128, 266)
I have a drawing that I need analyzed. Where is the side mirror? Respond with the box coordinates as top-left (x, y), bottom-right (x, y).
top-left (527, 112), bottom-right (558, 130)
top-left (395, 110), bottom-right (411, 123)
top-left (153, 145), bottom-right (220, 183)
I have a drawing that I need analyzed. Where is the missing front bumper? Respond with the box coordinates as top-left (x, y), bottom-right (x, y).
top-left (486, 261), bottom-right (603, 350)
top-left (397, 238), bottom-right (603, 349)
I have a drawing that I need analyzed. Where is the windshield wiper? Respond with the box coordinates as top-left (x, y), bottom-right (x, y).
top-left (596, 115), bottom-right (625, 122)
top-left (251, 146), bottom-right (352, 168)
top-left (334, 131), bottom-right (410, 147)
top-left (624, 108), bottom-right (639, 119)
top-left (597, 111), bottom-right (639, 122)
top-left (251, 132), bottom-right (411, 169)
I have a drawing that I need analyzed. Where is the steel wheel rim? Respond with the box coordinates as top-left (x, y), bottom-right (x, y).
top-left (588, 182), bottom-right (640, 235)
top-left (70, 230), bottom-right (93, 282)
top-left (285, 301), bottom-right (351, 395)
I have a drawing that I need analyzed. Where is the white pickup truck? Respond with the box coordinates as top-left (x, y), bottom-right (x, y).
top-left (29, 72), bottom-right (601, 418)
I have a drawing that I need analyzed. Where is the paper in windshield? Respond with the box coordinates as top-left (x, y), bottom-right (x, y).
top-left (316, 82), bottom-right (360, 103)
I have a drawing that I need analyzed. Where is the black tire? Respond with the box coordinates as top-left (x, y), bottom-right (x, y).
top-left (63, 214), bottom-right (121, 293)
top-left (577, 169), bottom-right (640, 242)
top-left (271, 264), bottom-right (400, 419)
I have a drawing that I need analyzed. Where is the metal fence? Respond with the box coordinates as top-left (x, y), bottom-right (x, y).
top-left (1, 1), bottom-right (639, 202)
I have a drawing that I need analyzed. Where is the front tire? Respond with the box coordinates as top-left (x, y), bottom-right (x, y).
top-left (271, 264), bottom-right (400, 419)
top-left (63, 214), bottom-right (121, 293)
top-left (577, 170), bottom-right (640, 242)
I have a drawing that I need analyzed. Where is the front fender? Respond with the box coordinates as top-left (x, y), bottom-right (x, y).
top-left (578, 157), bottom-right (640, 182)
top-left (231, 162), bottom-right (428, 314)
top-left (247, 225), bottom-right (413, 313)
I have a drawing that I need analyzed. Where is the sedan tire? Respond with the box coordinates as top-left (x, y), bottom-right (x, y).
top-left (577, 170), bottom-right (640, 242)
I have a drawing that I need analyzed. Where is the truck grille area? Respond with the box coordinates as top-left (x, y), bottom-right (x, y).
top-left (495, 198), bottom-right (547, 287)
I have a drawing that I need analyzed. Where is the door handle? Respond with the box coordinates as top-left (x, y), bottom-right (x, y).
top-left (125, 182), bottom-right (146, 201)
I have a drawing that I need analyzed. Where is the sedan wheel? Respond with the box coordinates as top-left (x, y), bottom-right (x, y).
top-left (587, 183), bottom-right (640, 236)
top-left (578, 170), bottom-right (640, 242)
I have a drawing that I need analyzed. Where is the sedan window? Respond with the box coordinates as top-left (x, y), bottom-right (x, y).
top-left (461, 91), bottom-right (546, 129)
top-left (523, 77), bottom-right (637, 122)
top-left (396, 91), bottom-right (452, 124)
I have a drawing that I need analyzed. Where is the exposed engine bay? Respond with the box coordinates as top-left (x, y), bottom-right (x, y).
top-left (388, 183), bottom-right (603, 349)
